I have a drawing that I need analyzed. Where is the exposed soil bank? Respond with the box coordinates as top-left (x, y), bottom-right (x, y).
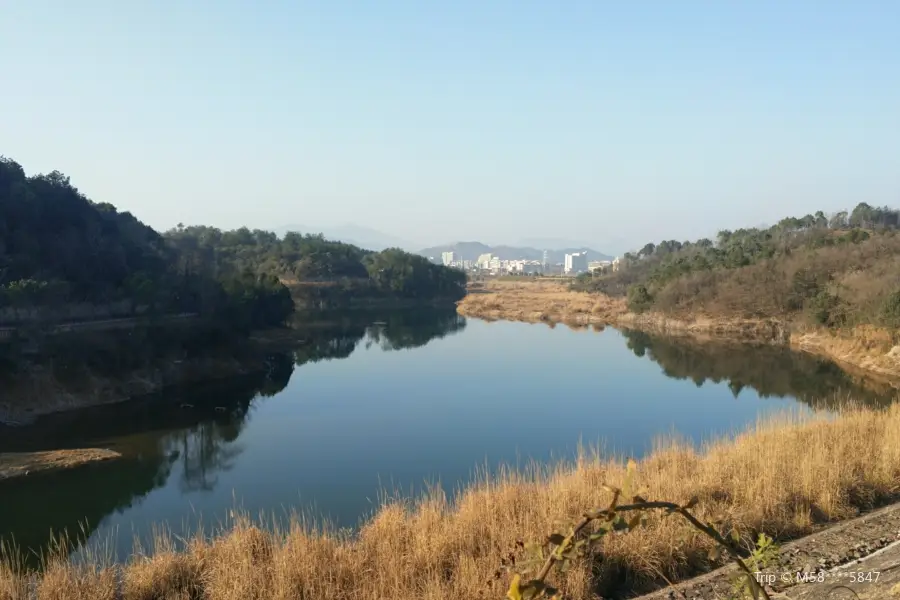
top-left (457, 280), bottom-right (900, 381)
top-left (0, 448), bottom-right (121, 481)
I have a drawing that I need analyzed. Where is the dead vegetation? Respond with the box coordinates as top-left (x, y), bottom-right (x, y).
top-left (457, 280), bottom-right (627, 325)
top-left (648, 232), bottom-right (900, 327)
top-left (3, 405), bottom-right (900, 599)
top-left (0, 449), bottom-right (121, 481)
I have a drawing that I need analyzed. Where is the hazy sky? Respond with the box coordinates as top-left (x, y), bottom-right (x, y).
top-left (2, 1), bottom-right (898, 253)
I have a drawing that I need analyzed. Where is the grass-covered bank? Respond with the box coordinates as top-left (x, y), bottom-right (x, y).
top-left (2, 405), bottom-right (899, 599)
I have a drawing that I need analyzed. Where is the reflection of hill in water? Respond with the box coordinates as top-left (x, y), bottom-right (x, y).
top-left (0, 308), bottom-right (466, 562)
top-left (291, 307), bottom-right (467, 365)
top-left (0, 362), bottom-right (293, 563)
top-left (620, 329), bottom-right (898, 410)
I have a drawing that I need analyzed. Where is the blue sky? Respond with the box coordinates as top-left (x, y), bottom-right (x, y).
top-left (2, 1), bottom-right (898, 253)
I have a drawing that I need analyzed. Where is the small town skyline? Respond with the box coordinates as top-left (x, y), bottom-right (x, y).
top-left (433, 249), bottom-right (620, 277)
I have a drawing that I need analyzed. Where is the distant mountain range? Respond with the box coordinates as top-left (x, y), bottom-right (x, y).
top-left (273, 224), bottom-right (418, 252)
top-left (271, 224), bottom-right (616, 263)
top-left (417, 242), bottom-right (613, 264)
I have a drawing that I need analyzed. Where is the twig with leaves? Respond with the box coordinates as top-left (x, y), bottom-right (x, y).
top-left (501, 462), bottom-right (773, 600)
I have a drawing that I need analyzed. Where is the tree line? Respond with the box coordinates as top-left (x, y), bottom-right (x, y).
top-left (0, 156), bottom-right (465, 333)
top-left (165, 225), bottom-right (467, 311)
top-left (574, 203), bottom-right (900, 328)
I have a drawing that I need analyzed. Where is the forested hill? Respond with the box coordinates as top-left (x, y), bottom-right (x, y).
top-left (575, 204), bottom-right (900, 329)
top-left (0, 156), bottom-right (466, 328)
top-left (0, 158), bottom-right (171, 304)
top-left (165, 225), bottom-right (468, 310)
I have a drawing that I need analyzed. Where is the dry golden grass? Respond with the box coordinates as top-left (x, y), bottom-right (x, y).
top-left (4, 405), bottom-right (900, 599)
top-left (0, 449), bottom-right (121, 481)
top-left (458, 279), bottom-right (627, 325)
top-left (791, 325), bottom-right (900, 380)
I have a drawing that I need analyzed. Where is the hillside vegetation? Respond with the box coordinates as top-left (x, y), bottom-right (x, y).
top-left (0, 156), bottom-right (293, 333)
top-left (167, 226), bottom-right (467, 311)
top-left (574, 204), bottom-right (900, 330)
top-left (0, 156), bottom-right (465, 333)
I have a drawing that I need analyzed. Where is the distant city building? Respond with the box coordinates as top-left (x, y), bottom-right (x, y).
top-left (611, 256), bottom-right (622, 272)
top-left (476, 253), bottom-right (495, 269)
top-left (518, 260), bottom-right (542, 274)
top-left (564, 252), bottom-right (588, 274)
top-left (441, 251), bottom-right (455, 266)
top-left (588, 260), bottom-right (611, 272)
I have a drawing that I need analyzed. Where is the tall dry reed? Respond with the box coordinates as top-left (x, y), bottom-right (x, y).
top-left (458, 280), bottom-right (626, 324)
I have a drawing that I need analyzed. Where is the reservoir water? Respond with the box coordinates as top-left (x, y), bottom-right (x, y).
top-left (0, 307), bottom-right (894, 561)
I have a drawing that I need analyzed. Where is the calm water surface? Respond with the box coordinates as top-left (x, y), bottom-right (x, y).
top-left (0, 308), bottom-right (894, 560)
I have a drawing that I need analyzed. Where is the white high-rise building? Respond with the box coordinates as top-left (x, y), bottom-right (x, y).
top-left (476, 253), bottom-right (494, 269)
top-left (441, 251), bottom-right (455, 266)
top-left (564, 252), bottom-right (588, 274)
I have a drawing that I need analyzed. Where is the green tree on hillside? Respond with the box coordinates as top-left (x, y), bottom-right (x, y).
top-left (573, 202), bottom-right (900, 328)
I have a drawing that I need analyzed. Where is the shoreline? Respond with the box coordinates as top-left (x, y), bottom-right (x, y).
top-left (0, 301), bottom-right (465, 424)
top-left (0, 349), bottom-right (277, 425)
top-left (3, 287), bottom-right (900, 597)
top-left (2, 406), bottom-right (899, 599)
top-left (456, 280), bottom-right (900, 381)
top-left (0, 325), bottom-right (306, 424)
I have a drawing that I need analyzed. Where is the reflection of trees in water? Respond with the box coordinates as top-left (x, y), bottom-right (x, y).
top-left (0, 309), bottom-right (466, 562)
top-left (258, 352), bottom-right (298, 396)
top-left (0, 454), bottom-right (178, 566)
top-left (366, 309), bottom-right (467, 351)
top-left (293, 330), bottom-right (365, 366)
top-left (167, 311), bottom-right (466, 492)
top-left (169, 420), bottom-right (244, 492)
top-left (291, 307), bottom-right (467, 364)
top-left (158, 352), bottom-right (296, 492)
top-left (620, 329), bottom-right (896, 409)
top-left (0, 353), bottom-right (294, 564)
